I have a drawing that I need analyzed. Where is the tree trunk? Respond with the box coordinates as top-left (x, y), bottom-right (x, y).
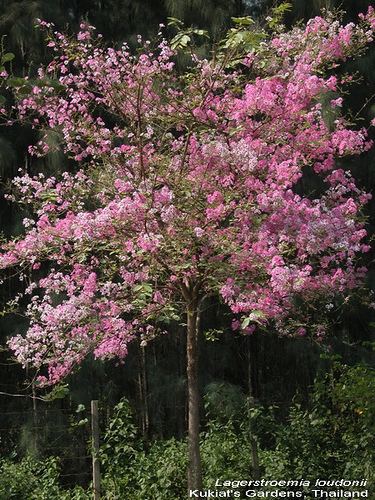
top-left (137, 345), bottom-right (149, 438)
top-left (32, 381), bottom-right (38, 456)
top-left (248, 337), bottom-right (260, 479)
top-left (186, 299), bottom-right (203, 492)
top-left (141, 345), bottom-right (149, 437)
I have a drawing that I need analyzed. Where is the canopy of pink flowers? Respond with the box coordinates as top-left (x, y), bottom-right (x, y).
top-left (1, 9), bottom-right (374, 384)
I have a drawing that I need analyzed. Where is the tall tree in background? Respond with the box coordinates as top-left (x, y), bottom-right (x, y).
top-left (0, 8), bottom-right (374, 488)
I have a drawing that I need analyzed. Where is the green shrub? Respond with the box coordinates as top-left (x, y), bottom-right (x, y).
top-left (261, 362), bottom-right (375, 490)
top-left (0, 455), bottom-right (90, 500)
top-left (100, 364), bottom-right (375, 498)
top-left (2, 362), bottom-right (374, 499)
top-left (0, 456), bottom-right (61, 500)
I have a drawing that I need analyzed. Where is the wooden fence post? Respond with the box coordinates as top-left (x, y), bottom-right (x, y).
top-left (91, 400), bottom-right (101, 499)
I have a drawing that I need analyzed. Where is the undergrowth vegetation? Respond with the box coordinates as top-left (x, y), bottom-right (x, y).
top-left (1, 361), bottom-right (374, 499)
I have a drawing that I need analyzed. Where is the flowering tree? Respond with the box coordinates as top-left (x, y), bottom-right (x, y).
top-left (1, 8), bottom-right (374, 489)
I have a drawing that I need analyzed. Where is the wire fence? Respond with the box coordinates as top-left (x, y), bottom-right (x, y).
top-left (0, 402), bottom-right (97, 489)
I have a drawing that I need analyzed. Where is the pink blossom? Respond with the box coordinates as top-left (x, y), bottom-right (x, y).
top-left (0, 12), bottom-right (373, 384)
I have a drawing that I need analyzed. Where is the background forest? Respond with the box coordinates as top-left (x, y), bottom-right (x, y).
top-left (0, 1), bottom-right (374, 499)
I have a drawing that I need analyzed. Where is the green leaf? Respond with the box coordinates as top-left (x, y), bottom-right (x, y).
top-left (241, 317), bottom-right (251, 329)
top-left (1, 52), bottom-right (15, 64)
top-left (34, 78), bottom-right (65, 91)
top-left (76, 418), bottom-right (88, 426)
top-left (241, 310), bottom-right (265, 329)
top-left (231, 16), bottom-right (255, 26)
top-left (167, 17), bottom-right (184, 27)
top-left (272, 2), bottom-right (292, 14)
top-left (171, 33), bottom-right (191, 50)
top-left (0, 95), bottom-right (6, 106)
top-left (40, 191), bottom-right (59, 202)
top-left (268, 2), bottom-right (292, 30)
top-left (191, 28), bottom-right (209, 38)
top-left (7, 77), bottom-right (27, 87)
top-left (17, 85), bottom-right (33, 95)
top-left (204, 328), bottom-right (223, 342)
top-left (249, 310), bottom-right (265, 323)
top-left (134, 283), bottom-right (150, 294)
top-left (141, 284), bottom-right (153, 294)
top-left (221, 29), bottom-right (265, 52)
top-left (43, 383), bottom-right (70, 401)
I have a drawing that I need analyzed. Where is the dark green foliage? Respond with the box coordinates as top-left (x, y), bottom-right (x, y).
top-left (0, 456), bottom-right (62, 499)
top-left (0, 455), bottom-right (89, 499)
top-left (1, 363), bottom-right (375, 498)
top-left (101, 399), bottom-right (140, 470)
top-left (103, 365), bottom-right (375, 497)
top-left (99, 365), bottom-right (375, 497)
top-left (100, 399), bottom-right (188, 499)
top-left (204, 381), bottom-right (245, 421)
top-left (262, 363), bottom-right (375, 485)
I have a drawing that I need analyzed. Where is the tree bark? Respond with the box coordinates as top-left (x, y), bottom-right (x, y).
top-left (137, 344), bottom-right (149, 438)
top-left (186, 298), bottom-right (203, 492)
top-left (141, 345), bottom-right (149, 437)
top-left (32, 381), bottom-right (38, 456)
top-left (248, 338), bottom-right (260, 479)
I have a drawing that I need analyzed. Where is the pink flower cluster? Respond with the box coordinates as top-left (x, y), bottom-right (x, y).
top-left (1, 9), bottom-right (374, 383)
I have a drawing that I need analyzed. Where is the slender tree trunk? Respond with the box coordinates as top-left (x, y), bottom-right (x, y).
top-left (248, 338), bottom-right (260, 479)
top-left (247, 338), bottom-right (253, 399)
top-left (32, 381), bottom-right (38, 456)
top-left (186, 298), bottom-right (203, 492)
top-left (137, 344), bottom-right (148, 437)
top-left (141, 345), bottom-right (149, 437)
